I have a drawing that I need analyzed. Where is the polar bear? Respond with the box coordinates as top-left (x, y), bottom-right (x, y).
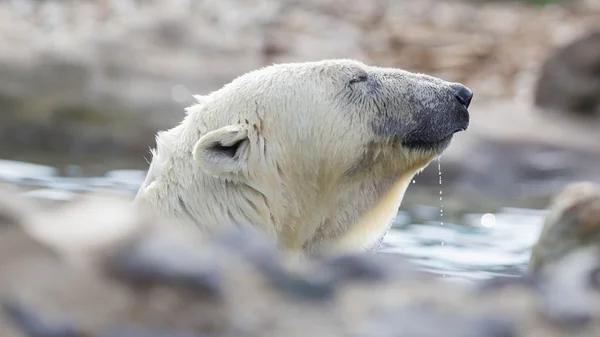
top-left (134, 59), bottom-right (472, 254)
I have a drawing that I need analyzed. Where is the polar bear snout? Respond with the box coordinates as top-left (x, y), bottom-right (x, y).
top-left (450, 82), bottom-right (472, 132)
top-left (452, 83), bottom-right (473, 109)
top-left (448, 82), bottom-right (472, 133)
top-left (399, 80), bottom-right (472, 151)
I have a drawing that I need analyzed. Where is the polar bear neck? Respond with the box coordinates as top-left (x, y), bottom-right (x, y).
top-left (303, 153), bottom-right (436, 254)
top-left (328, 170), bottom-right (416, 252)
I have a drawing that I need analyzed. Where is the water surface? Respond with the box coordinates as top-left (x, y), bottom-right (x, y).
top-left (0, 156), bottom-right (545, 282)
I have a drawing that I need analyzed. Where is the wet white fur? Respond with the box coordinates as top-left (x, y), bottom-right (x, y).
top-left (135, 59), bottom-right (444, 253)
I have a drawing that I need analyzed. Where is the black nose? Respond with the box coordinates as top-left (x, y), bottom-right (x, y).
top-left (454, 84), bottom-right (473, 108)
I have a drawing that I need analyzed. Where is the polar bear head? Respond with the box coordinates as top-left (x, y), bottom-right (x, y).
top-left (135, 59), bottom-right (471, 253)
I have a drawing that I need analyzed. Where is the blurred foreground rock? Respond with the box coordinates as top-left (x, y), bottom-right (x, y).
top-left (3, 185), bottom-right (600, 336)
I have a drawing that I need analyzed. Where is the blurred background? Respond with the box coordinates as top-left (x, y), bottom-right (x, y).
top-left (0, 0), bottom-right (599, 280)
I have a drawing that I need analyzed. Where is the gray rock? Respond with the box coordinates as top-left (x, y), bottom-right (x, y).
top-left (534, 30), bottom-right (600, 117)
top-left (1, 187), bottom-right (600, 336)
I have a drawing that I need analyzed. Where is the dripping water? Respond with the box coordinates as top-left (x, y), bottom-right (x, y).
top-left (438, 158), bottom-right (446, 278)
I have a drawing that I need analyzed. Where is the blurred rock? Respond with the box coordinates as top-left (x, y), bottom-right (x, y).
top-left (19, 188), bottom-right (79, 208)
top-left (534, 30), bottom-right (600, 116)
top-left (2, 188), bottom-right (600, 336)
top-left (528, 182), bottom-right (600, 273)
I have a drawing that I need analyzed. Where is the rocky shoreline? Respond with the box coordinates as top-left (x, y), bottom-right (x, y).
top-left (1, 182), bottom-right (600, 336)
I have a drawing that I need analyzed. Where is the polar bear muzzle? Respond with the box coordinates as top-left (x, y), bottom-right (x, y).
top-left (399, 82), bottom-right (472, 152)
top-left (367, 69), bottom-right (472, 155)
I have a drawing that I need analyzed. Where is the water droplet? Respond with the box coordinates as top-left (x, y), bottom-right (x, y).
top-left (438, 159), bottom-right (447, 278)
top-left (481, 213), bottom-right (496, 228)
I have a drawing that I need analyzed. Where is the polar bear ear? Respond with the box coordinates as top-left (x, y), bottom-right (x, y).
top-left (193, 125), bottom-right (249, 177)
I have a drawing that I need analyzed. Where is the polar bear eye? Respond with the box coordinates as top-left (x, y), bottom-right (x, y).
top-left (349, 73), bottom-right (369, 85)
